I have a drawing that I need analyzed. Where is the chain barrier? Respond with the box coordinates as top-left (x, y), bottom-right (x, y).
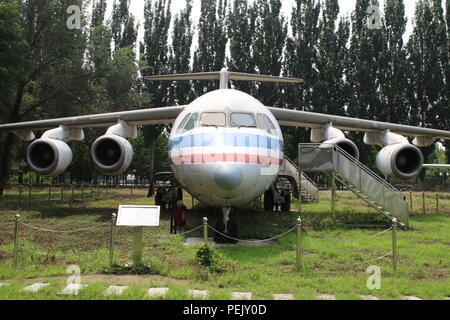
top-left (144, 254), bottom-right (194, 262)
top-left (18, 245), bottom-right (102, 258)
top-left (20, 221), bottom-right (110, 234)
top-left (208, 225), bottom-right (297, 244)
top-left (415, 242), bottom-right (450, 248)
top-left (336, 251), bottom-right (393, 267)
top-left (309, 227), bottom-right (393, 243)
top-left (239, 263), bottom-right (280, 269)
top-left (154, 225), bottom-right (203, 239)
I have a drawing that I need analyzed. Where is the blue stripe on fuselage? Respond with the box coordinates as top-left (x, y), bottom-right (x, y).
top-left (169, 132), bottom-right (284, 151)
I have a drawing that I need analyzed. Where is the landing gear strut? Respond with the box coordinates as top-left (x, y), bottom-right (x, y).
top-left (264, 177), bottom-right (293, 212)
top-left (213, 207), bottom-right (239, 244)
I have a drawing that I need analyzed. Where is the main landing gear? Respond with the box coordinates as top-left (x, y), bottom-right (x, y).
top-left (213, 207), bottom-right (239, 244)
top-left (264, 176), bottom-right (293, 212)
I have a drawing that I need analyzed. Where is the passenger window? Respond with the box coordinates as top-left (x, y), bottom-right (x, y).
top-left (201, 113), bottom-right (226, 127)
top-left (231, 113), bottom-right (256, 128)
top-left (183, 113), bottom-right (199, 132)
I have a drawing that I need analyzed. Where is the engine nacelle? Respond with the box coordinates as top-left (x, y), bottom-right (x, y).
top-left (26, 138), bottom-right (73, 177)
top-left (91, 135), bottom-right (133, 176)
top-left (324, 137), bottom-right (360, 160)
top-left (376, 143), bottom-right (424, 180)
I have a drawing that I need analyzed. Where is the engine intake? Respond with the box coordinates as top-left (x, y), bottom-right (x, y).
top-left (91, 135), bottom-right (133, 176)
top-left (376, 143), bottom-right (424, 180)
top-left (26, 138), bottom-right (73, 177)
top-left (324, 138), bottom-right (360, 160)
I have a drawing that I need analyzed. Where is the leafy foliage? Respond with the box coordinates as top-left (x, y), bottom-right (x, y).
top-left (196, 243), bottom-right (236, 273)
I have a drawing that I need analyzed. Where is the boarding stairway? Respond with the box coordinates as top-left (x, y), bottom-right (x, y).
top-left (298, 144), bottom-right (409, 227)
top-left (279, 156), bottom-right (319, 203)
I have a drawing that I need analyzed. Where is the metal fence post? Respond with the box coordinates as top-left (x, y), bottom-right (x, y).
top-left (60, 185), bottom-right (64, 201)
top-left (409, 191), bottom-right (413, 213)
top-left (109, 213), bottom-right (117, 267)
top-left (296, 217), bottom-right (302, 272)
top-left (13, 214), bottom-right (20, 267)
top-left (392, 218), bottom-right (398, 272)
top-left (203, 217), bottom-right (208, 244)
top-left (298, 172), bottom-right (302, 215)
top-left (28, 183), bottom-right (32, 206)
top-left (331, 172), bottom-right (337, 222)
top-left (48, 184), bottom-right (52, 203)
top-left (436, 194), bottom-right (439, 214)
top-left (422, 192), bottom-right (426, 214)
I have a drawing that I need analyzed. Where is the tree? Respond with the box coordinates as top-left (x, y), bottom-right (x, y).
top-left (0, 0), bottom-right (86, 195)
top-left (312, 0), bottom-right (349, 115)
top-left (169, 0), bottom-right (194, 105)
top-left (252, 0), bottom-right (287, 106)
top-left (378, 0), bottom-right (409, 124)
top-left (192, 0), bottom-right (228, 95)
top-left (284, 0), bottom-right (320, 112)
top-left (112, 0), bottom-right (137, 51)
top-left (283, 0), bottom-right (320, 160)
top-left (142, 0), bottom-right (173, 181)
top-left (227, 0), bottom-right (257, 94)
top-left (406, 0), bottom-right (448, 167)
top-left (345, 0), bottom-right (385, 164)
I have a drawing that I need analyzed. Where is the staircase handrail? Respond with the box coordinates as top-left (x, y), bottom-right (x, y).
top-left (284, 155), bottom-right (319, 189)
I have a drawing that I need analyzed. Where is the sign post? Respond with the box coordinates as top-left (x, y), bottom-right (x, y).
top-left (116, 205), bottom-right (160, 266)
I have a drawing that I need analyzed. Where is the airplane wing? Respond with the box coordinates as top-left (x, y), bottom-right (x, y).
top-left (268, 107), bottom-right (450, 140)
top-left (0, 106), bottom-right (186, 133)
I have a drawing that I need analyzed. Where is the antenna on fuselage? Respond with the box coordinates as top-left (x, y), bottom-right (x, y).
top-left (144, 68), bottom-right (304, 90)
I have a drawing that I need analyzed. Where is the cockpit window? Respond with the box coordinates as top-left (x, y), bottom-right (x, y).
top-left (183, 113), bottom-right (199, 132)
top-left (231, 113), bottom-right (256, 128)
top-left (257, 114), bottom-right (270, 131)
top-left (177, 113), bottom-right (192, 134)
top-left (200, 112), bottom-right (226, 127)
top-left (263, 114), bottom-right (276, 130)
top-left (257, 114), bottom-right (276, 136)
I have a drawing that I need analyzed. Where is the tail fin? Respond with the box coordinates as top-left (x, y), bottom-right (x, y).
top-left (144, 68), bottom-right (303, 89)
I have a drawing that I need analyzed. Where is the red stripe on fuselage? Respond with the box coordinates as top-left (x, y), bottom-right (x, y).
top-left (170, 153), bottom-right (283, 165)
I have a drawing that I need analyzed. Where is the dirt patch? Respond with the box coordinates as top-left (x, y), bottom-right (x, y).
top-left (19, 274), bottom-right (190, 286)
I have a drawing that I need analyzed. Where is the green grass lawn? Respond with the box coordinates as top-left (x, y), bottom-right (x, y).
top-left (0, 187), bottom-right (449, 300)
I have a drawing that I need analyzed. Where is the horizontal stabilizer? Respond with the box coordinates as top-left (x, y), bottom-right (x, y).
top-left (145, 72), bottom-right (221, 81)
top-left (144, 69), bottom-right (303, 89)
top-left (228, 72), bottom-right (303, 83)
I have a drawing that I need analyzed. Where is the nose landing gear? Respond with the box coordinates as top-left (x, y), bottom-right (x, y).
top-left (213, 207), bottom-right (239, 244)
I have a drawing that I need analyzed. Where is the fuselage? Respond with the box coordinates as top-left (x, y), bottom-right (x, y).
top-left (168, 89), bottom-right (284, 207)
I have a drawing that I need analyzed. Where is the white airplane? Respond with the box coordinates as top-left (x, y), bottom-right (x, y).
top-left (1, 68), bottom-right (449, 236)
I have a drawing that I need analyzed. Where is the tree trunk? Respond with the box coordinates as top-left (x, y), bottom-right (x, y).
top-left (0, 133), bottom-right (17, 196)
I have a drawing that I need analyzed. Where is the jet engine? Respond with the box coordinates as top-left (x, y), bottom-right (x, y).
top-left (376, 143), bottom-right (424, 181)
top-left (26, 138), bottom-right (73, 177)
top-left (323, 137), bottom-right (360, 160)
top-left (91, 121), bottom-right (136, 176)
top-left (91, 135), bottom-right (133, 176)
top-left (312, 124), bottom-right (360, 160)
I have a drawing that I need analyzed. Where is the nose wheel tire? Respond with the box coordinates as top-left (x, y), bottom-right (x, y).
top-left (213, 217), bottom-right (239, 244)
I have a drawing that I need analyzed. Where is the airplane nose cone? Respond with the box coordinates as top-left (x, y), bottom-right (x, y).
top-left (214, 166), bottom-right (243, 190)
